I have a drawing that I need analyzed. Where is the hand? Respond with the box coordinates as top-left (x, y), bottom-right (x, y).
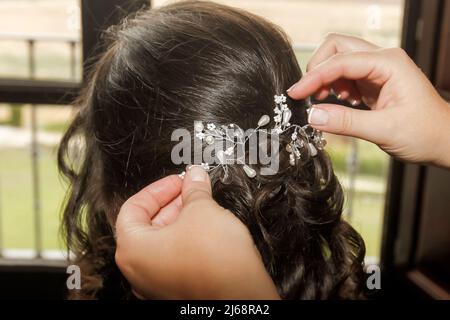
top-left (115, 166), bottom-right (280, 300)
top-left (287, 33), bottom-right (450, 168)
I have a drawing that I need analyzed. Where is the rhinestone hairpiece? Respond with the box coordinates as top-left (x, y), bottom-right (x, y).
top-left (180, 94), bottom-right (326, 179)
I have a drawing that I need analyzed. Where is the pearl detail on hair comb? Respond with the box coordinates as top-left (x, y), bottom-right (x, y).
top-left (185, 94), bottom-right (326, 179)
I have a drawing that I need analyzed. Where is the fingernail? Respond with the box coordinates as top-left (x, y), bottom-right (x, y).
top-left (308, 107), bottom-right (329, 125)
top-left (351, 99), bottom-right (360, 106)
top-left (286, 82), bottom-right (298, 93)
top-left (336, 93), bottom-right (343, 100)
top-left (188, 165), bottom-right (207, 182)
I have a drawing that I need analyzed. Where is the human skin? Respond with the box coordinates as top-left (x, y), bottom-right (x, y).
top-left (287, 33), bottom-right (450, 169)
top-left (115, 34), bottom-right (450, 299)
top-left (115, 166), bottom-right (280, 300)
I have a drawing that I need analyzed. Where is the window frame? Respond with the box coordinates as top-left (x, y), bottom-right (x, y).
top-left (381, 0), bottom-right (450, 300)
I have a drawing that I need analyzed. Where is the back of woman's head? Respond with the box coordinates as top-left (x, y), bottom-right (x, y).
top-left (59, 0), bottom-right (366, 299)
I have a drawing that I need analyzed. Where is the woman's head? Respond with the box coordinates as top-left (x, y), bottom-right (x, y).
top-left (59, 0), bottom-right (365, 299)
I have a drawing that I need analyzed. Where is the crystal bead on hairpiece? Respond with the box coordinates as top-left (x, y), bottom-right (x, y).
top-left (182, 93), bottom-right (326, 179)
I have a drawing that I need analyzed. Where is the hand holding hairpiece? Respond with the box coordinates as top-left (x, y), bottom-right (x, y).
top-left (182, 94), bottom-right (326, 179)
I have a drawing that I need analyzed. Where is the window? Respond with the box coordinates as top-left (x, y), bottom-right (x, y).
top-left (0, 0), bottom-right (81, 260)
top-left (0, 103), bottom-right (72, 258)
top-left (0, 0), bottom-right (81, 81)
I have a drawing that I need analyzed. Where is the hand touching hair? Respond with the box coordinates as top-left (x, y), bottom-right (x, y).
top-left (58, 0), bottom-right (366, 299)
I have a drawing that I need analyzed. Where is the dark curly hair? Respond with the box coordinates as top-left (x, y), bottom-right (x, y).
top-left (58, 0), bottom-right (366, 299)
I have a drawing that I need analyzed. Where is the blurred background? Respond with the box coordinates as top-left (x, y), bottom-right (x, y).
top-left (0, 0), bottom-right (449, 299)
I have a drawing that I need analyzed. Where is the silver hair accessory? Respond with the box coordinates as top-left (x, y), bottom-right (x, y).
top-left (184, 94), bottom-right (326, 179)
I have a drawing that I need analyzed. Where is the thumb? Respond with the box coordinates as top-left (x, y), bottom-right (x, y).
top-left (182, 166), bottom-right (213, 206)
top-left (307, 104), bottom-right (389, 145)
top-left (115, 175), bottom-right (182, 237)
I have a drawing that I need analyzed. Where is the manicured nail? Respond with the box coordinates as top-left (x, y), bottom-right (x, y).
top-left (287, 82), bottom-right (298, 93)
top-left (351, 99), bottom-right (360, 106)
top-left (336, 93), bottom-right (343, 100)
top-left (188, 165), bottom-right (207, 182)
top-left (308, 107), bottom-right (329, 125)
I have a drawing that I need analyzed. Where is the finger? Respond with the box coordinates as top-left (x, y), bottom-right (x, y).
top-left (307, 104), bottom-right (388, 144)
top-left (116, 175), bottom-right (182, 230)
top-left (332, 79), bottom-right (351, 100)
top-left (288, 50), bottom-right (388, 101)
top-left (332, 79), bottom-right (362, 105)
top-left (132, 288), bottom-right (146, 300)
top-left (181, 166), bottom-right (213, 207)
top-left (343, 81), bottom-right (362, 106)
top-left (314, 85), bottom-right (331, 100)
top-left (151, 195), bottom-right (183, 227)
top-left (307, 33), bottom-right (379, 72)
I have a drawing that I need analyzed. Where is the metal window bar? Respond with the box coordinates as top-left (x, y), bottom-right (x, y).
top-left (27, 38), bottom-right (42, 258)
top-left (69, 41), bottom-right (77, 81)
top-left (346, 138), bottom-right (359, 221)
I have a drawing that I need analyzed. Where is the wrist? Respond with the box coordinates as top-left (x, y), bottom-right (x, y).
top-left (196, 246), bottom-right (280, 300)
top-left (434, 100), bottom-right (450, 169)
top-left (213, 260), bottom-right (280, 300)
